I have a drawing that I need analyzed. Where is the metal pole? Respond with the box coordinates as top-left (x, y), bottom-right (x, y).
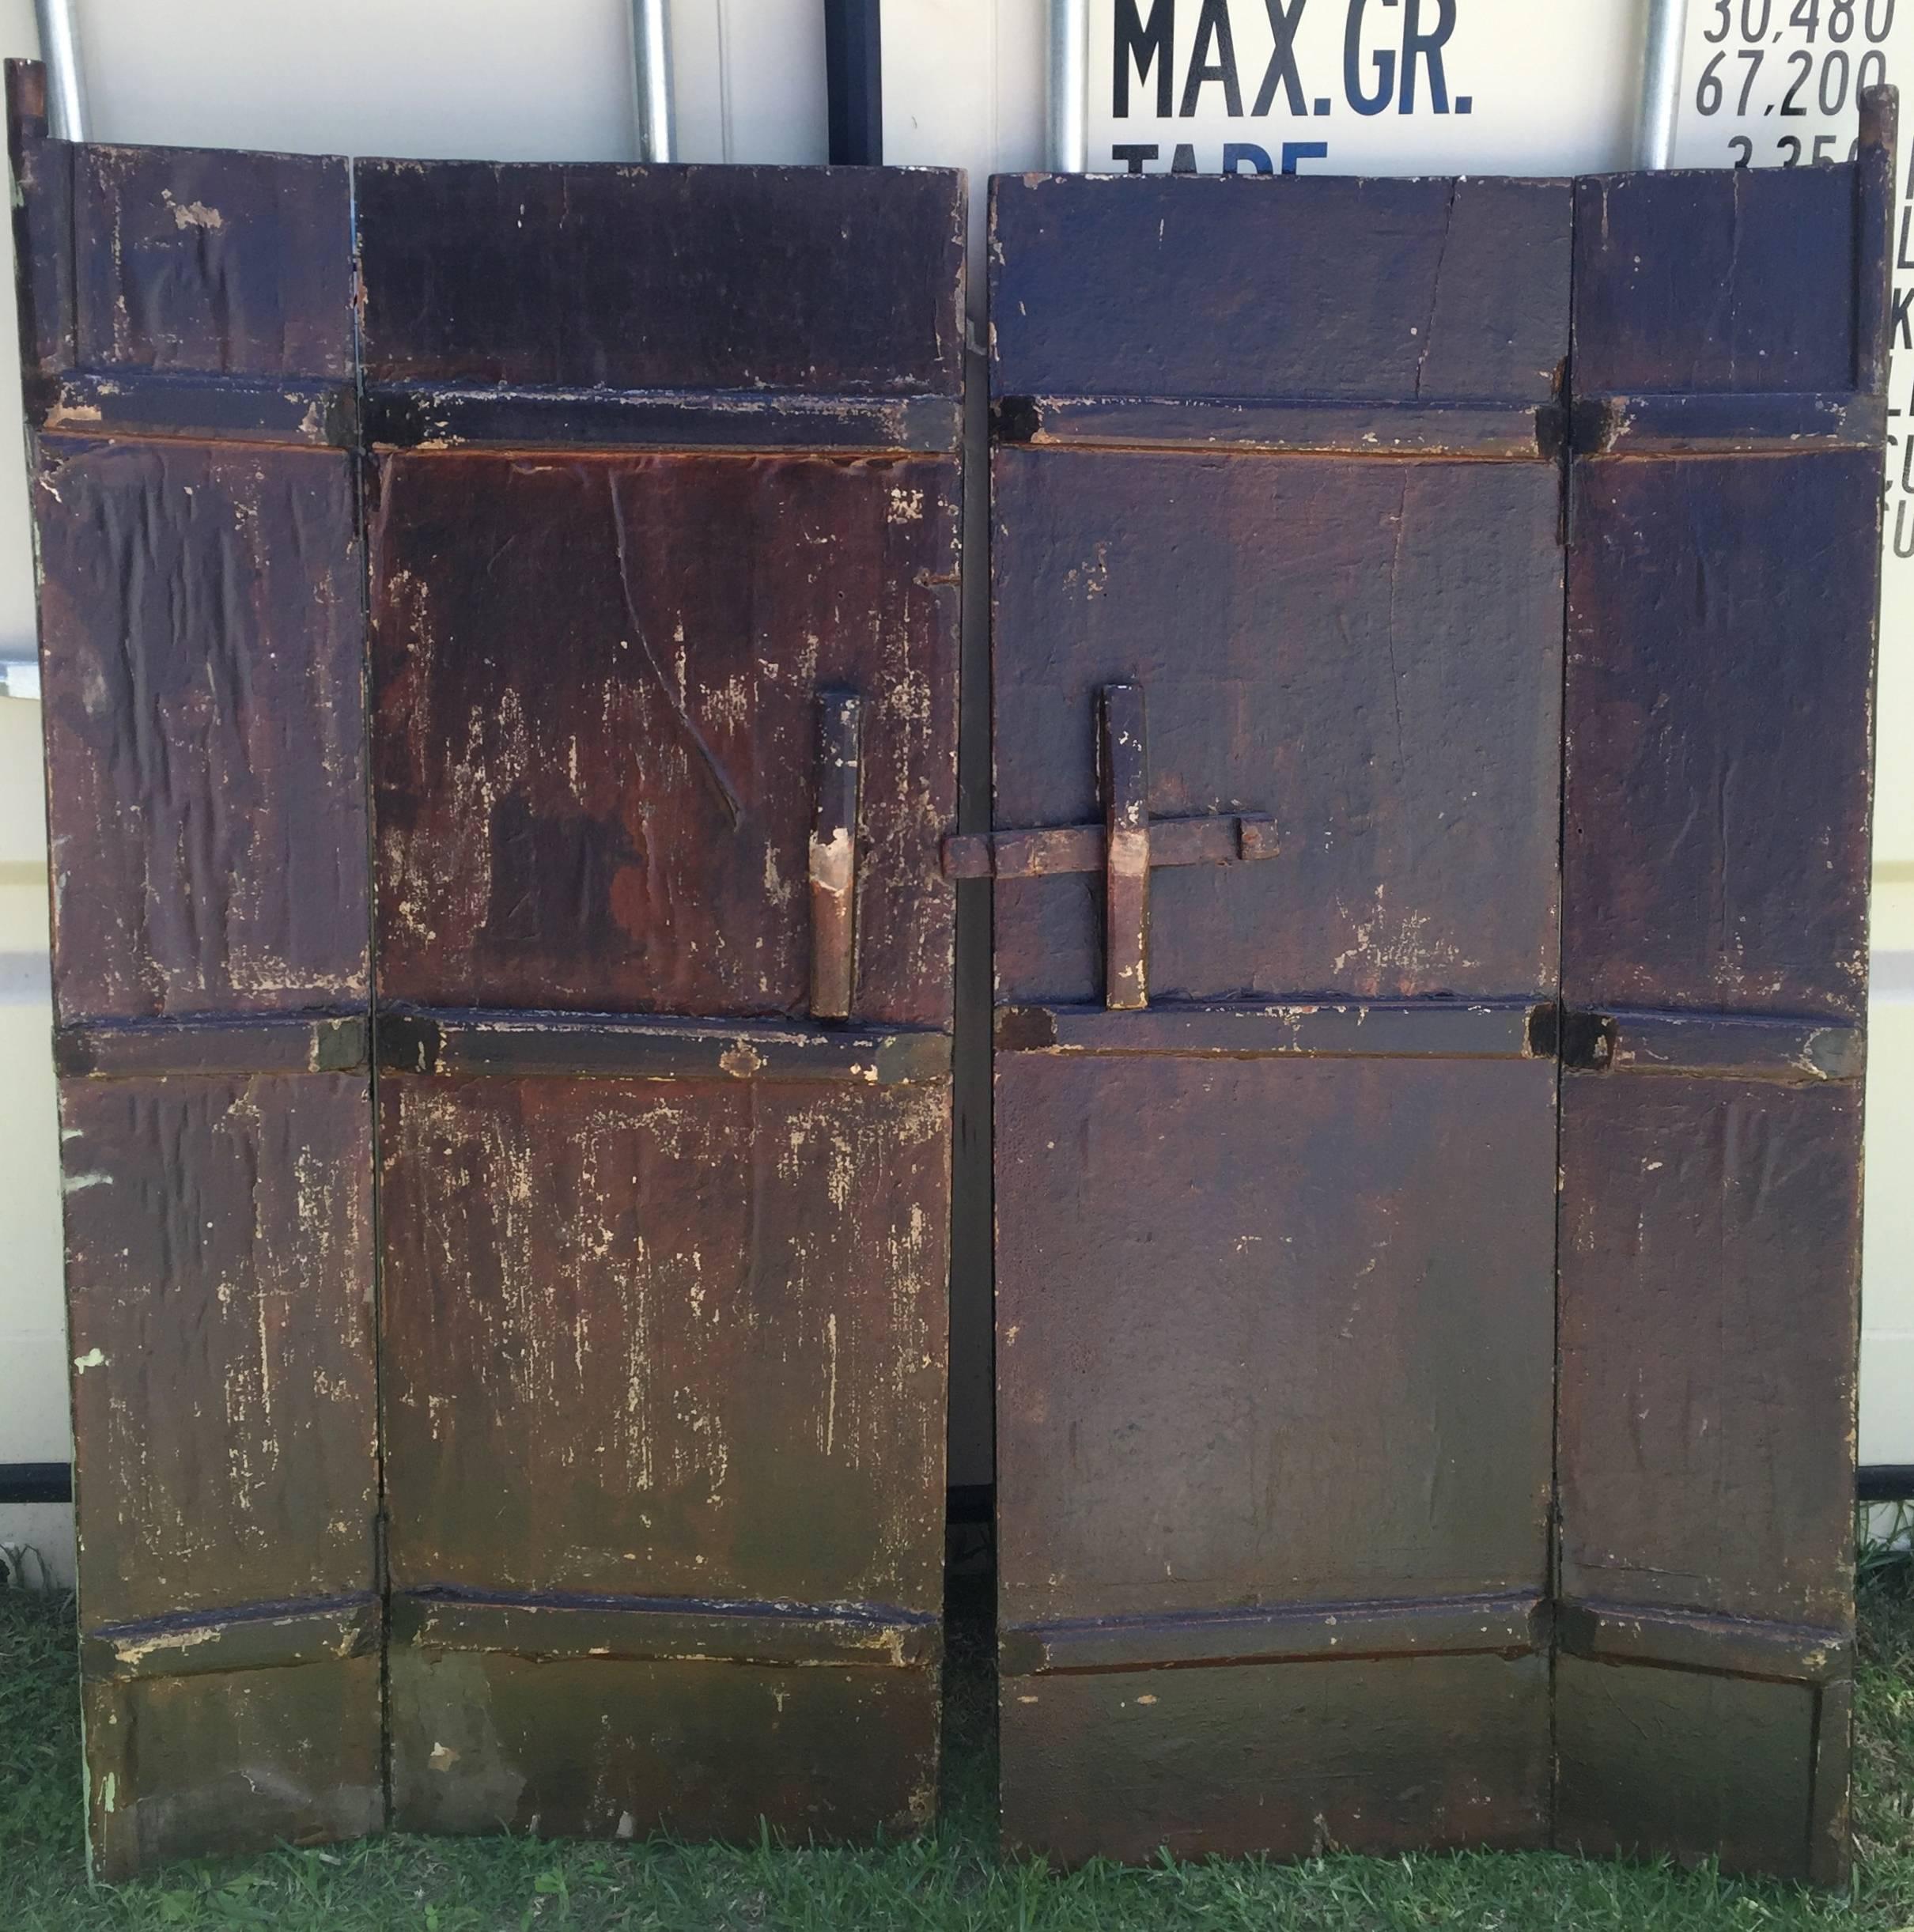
top-left (824, 0), bottom-right (883, 166)
top-left (1047, 0), bottom-right (1088, 175)
top-left (631, 0), bottom-right (675, 164)
top-left (1637, 0), bottom-right (1689, 170)
top-left (34, 0), bottom-right (88, 142)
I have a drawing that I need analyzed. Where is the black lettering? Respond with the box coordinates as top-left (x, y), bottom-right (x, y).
top-left (1252, 0), bottom-right (1310, 116)
top-left (1171, 142), bottom-right (1200, 171)
top-left (1181, 0), bottom-right (1244, 116)
top-left (1399, 0), bottom-right (1455, 112)
top-left (1224, 142), bottom-right (1276, 172)
top-left (1345, 0), bottom-right (1398, 116)
top-left (1111, 143), bottom-right (1162, 172)
top-left (1895, 282), bottom-right (1914, 349)
top-left (1896, 497), bottom-right (1914, 558)
top-left (1899, 203), bottom-right (1914, 271)
top-left (1115, 0), bottom-right (1175, 117)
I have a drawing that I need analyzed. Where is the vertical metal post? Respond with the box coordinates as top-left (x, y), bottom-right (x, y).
top-left (631, 0), bottom-right (675, 164)
top-left (1637, 0), bottom-right (1689, 170)
top-left (34, 0), bottom-right (88, 142)
top-left (1047, 0), bottom-right (1089, 175)
top-left (825, 0), bottom-right (883, 165)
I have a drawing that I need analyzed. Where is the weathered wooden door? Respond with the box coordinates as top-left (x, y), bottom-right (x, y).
top-left (988, 101), bottom-right (1887, 1881)
top-left (9, 66), bottom-right (380, 1878)
top-left (986, 171), bottom-right (1571, 1866)
top-left (358, 161), bottom-right (964, 1841)
top-left (1553, 125), bottom-right (1890, 1886)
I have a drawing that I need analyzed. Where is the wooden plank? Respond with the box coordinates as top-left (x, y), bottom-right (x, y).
top-left (389, 1650), bottom-right (936, 1840)
top-left (1556, 1659), bottom-right (1819, 1881)
top-left (1558, 1072), bottom-right (1859, 1635)
top-left (1556, 1600), bottom-right (1848, 1686)
top-left (60, 1075), bottom-right (378, 1631)
top-left (37, 370), bottom-right (357, 445)
top-left (997, 395), bottom-right (1557, 458)
top-left (1100, 683), bottom-right (1149, 1011)
top-left (81, 1594), bottom-right (380, 1683)
top-left (1002, 1654), bottom-right (1549, 1866)
top-left (56, 1014), bottom-right (368, 1079)
top-left (1572, 390), bottom-right (1885, 456)
top-left (356, 159), bottom-right (963, 401)
top-left (990, 175), bottom-right (1569, 408)
top-left (1001, 1593), bottom-right (1542, 1675)
top-left (1564, 452), bottom-right (1878, 1023)
top-left (378, 1074), bottom-right (949, 1664)
top-left (377, 1008), bottom-right (948, 1085)
top-left (391, 1589), bottom-right (939, 1669)
top-left (809, 691), bottom-right (863, 1021)
top-left (997, 1053), bottom-right (1555, 1635)
top-left (1572, 165), bottom-right (1859, 400)
top-left (362, 384), bottom-right (959, 454)
top-left (1565, 1008), bottom-right (1863, 1083)
top-left (85, 1662), bottom-right (382, 1881)
top-left (35, 436), bottom-right (369, 1024)
top-left (996, 998), bottom-right (1544, 1061)
top-left (942, 811), bottom-right (1275, 880)
top-left (369, 448), bottom-right (959, 1030)
top-left (992, 450), bottom-right (1562, 1008)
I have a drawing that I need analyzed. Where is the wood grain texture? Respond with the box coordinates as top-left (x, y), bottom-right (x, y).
top-left (1572, 167), bottom-right (1859, 399)
top-left (990, 175), bottom-right (1569, 408)
top-left (1000, 1653), bottom-right (1549, 1866)
top-left (992, 448), bottom-right (1562, 1008)
top-left (33, 437), bottom-right (368, 1022)
top-left (1564, 450), bottom-right (1878, 1023)
top-left (84, 1661), bottom-right (382, 1881)
top-left (1555, 1659), bottom-right (1821, 1881)
top-left (59, 1074), bottom-right (377, 1628)
top-left (369, 449), bottom-right (958, 1028)
top-left (356, 160), bottom-right (963, 401)
top-left (8, 86), bottom-right (379, 1877)
top-left (379, 1073), bottom-right (948, 1605)
top-left (1557, 1072), bottom-right (1859, 1632)
top-left (996, 1054), bottom-right (1555, 1633)
top-left (390, 1650), bottom-right (936, 1842)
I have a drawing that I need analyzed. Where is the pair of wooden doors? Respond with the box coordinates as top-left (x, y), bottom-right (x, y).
top-left (14, 62), bottom-right (962, 1877)
top-left (17, 51), bottom-right (1884, 1887)
top-left (985, 124), bottom-right (1886, 1884)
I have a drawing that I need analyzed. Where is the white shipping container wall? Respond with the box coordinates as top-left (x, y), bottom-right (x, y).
top-left (1, 0), bottom-right (1908, 1580)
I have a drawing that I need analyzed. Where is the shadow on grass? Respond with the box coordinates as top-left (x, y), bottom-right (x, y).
top-left (1, 1556), bottom-right (1908, 1930)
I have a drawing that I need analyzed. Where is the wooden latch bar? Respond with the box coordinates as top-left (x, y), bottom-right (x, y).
top-left (1102, 682), bottom-right (1149, 1010)
top-left (809, 690), bottom-right (863, 1021)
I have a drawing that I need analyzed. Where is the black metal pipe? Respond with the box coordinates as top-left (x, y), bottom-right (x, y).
top-left (0, 1462), bottom-right (71, 1505)
top-left (1860, 1465), bottom-right (1914, 1504)
top-left (824, 0), bottom-right (882, 166)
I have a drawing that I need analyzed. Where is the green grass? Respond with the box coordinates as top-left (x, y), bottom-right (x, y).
top-left (3, 1562), bottom-right (1911, 1932)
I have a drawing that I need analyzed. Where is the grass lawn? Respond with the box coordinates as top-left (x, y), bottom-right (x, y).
top-left (2, 1564), bottom-right (1910, 1932)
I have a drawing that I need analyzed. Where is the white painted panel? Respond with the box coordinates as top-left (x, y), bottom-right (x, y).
top-left (1083, 0), bottom-right (1645, 176)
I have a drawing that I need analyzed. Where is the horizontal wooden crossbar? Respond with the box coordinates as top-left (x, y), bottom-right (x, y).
top-left (1000, 1593), bottom-right (1545, 1677)
top-left (1562, 1007), bottom-right (1863, 1083)
top-left (997, 998), bottom-right (1549, 1061)
top-left (1557, 1600), bottom-right (1851, 1686)
top-left (392, 1586), bottom-right (940, 1670)
top-left (363, 384), bottom-right (960, 455)
top-left (81, 1593), bottom-right (379, 1683)
top-left (994, 395), bottom-right (1561, 459)
top-left (55, 1013), bottom-right (368, 1079)
top-left (378, 1008), bottom-right (950, 1085)
top-left (943, 814), bottom-right (1276, 880)
top-left (1572, 390), bottom-right (1886, 456)
top-left (32, 370), bottom-right (357, 447)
